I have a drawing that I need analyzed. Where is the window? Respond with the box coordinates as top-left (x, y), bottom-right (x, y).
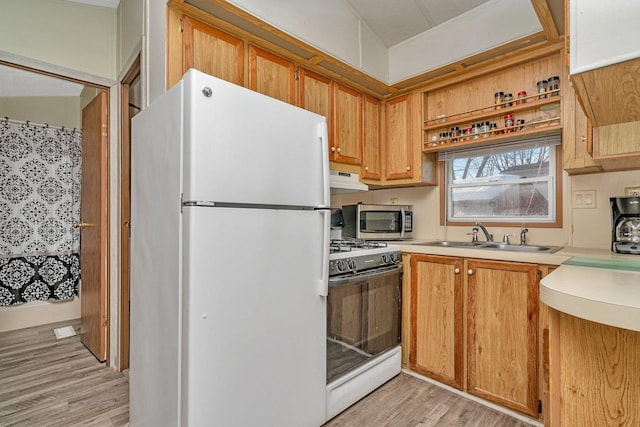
top-left (441, 135), bottom-right (561, 224)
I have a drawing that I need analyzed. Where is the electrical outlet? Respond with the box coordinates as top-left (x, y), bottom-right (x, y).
top-left (390, 198), bottom-right (399, 205)
top-left (625, 186), bottom-right (640, 197)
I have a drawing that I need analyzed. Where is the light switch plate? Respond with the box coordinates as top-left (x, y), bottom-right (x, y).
top-left (573, 190), bottom-right (596, 209)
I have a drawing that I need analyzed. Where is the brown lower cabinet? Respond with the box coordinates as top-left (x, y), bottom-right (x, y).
top-left (409, 254), bottom-right (541, 418)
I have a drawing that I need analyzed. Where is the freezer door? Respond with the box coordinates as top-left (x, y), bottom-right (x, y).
top-left (181, 206), bottom-right (329, 427)
top-left (182, 69), bottom-right (330, 208)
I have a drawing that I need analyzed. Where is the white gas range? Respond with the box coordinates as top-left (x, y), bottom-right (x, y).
top-left (325, 238), bottom-right (403, 421)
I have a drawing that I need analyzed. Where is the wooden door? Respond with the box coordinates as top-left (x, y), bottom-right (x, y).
top-left (410, 254), bottom-right (463, 389)
top-left (80, 91), bottom-right (109, 362)
top-left (361, 95), bottom-right (381, 180)
top-left (466, 259), bottom-right (539, 416)
top-left (385, 94), bottom-right (413, 180)
top-left (332, 82), bottom-right (362, 164)
top-left (248, 45), bottom-right (295, 104)
top-left (182, 15), bottom-right (244, 86)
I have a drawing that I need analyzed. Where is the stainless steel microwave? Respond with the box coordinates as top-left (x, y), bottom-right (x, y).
top-left (342, 204), bottom-right (413, 240)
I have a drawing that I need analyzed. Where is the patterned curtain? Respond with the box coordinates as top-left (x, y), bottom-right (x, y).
top-left (0, 119), bottom-right (81, 306)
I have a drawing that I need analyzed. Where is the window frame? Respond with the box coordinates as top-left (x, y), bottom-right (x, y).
top-left (438, 145), bottom-right (563, 228)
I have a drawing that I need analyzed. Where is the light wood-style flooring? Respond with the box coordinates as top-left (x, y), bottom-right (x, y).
top-left (0, 319), bottom-right (129, 426)
top-left (2, 320), bottom-right (535, 427)
top-left (323, 373), bottom-right (536, 427)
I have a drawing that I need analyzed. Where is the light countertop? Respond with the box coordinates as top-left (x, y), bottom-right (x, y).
top-left (399, 240), bottom-right (640, 331)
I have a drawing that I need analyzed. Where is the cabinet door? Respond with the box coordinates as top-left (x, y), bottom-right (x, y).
top-left (385, 94), bottom-right (413, 180)
top-left (332, 82), bottom-right (362, 165)
top-left (466, 259), bottom-right (539, 417)
top-left (182, 16), bottom-right (244, 86)
top-left (562, 82), bottom-right (601, 173)
top-left (361, 95), bottom-right (382, 180)
top-left (248, 45), bottom-right (295, 104)
top-left (410, 254), bottom-right (463, 389)
top-left (298, 68), bottom-right (333, 150)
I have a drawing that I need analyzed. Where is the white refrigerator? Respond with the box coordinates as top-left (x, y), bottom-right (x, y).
top-left (130, 69), bottom-right (330, 427)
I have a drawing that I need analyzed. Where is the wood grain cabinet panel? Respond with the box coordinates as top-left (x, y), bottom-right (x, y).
top-left (332, 82), bottom-right (362, 165)
top-left (549, 310), bottom-right (640, 426)
top-left (361, 95), bottom-right (381, 180)
top-left (248, 45), bottom-right (295, 104)
top-left (410, 254), bottom-right (463, 389)
top-left (562, 81), bottom-right (602, 174)
top-left (298, 68), bottom-right (333, 149)
top-left (385, 94), bottom-right (413, 180)
top-left (182, 16), bottom-right (244, 86)
top-left (466, 259), bottom-right (539, 417)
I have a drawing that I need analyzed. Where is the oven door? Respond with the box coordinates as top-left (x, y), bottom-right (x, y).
top-left (326, 264), bottom-right (402, 383)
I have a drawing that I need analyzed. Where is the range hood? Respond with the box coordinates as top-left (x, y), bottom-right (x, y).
top-left (330, 170), bottom-right (369, 194)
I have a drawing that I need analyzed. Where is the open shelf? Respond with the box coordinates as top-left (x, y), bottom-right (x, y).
top-left (423, 91), bottom-right (562, 130)
top-left (423, 119), bottom-right (561, 153)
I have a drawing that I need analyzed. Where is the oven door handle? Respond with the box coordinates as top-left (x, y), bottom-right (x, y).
top-left (329, 264), bottom-right (403, 286)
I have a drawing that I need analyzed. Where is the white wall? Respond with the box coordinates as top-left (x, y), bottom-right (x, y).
top-left (118, 0), bottom-right (144, 74)
top-left (0, 0), bottom-right (117, 80)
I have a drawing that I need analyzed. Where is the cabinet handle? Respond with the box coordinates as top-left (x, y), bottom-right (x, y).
top-left (364, 166), bottom-right (369, 171)
top-left (330, 146), bottom-right (336, 152)
top-left (406, 165), bottom-right (411, 171)
top-left (336, 147), bottom-right (341, 153)
top-left (467, 269), bottom-right (473, 275)
top-left (454, 267), bottom-right (460, 274)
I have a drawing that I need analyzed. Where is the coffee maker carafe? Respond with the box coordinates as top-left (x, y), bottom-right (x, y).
top-left (611, 196), bottom-right (640, 254)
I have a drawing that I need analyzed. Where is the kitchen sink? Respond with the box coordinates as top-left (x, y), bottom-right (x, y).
top-left (416, 241), bottom-right (562, 253)
top-left (418, 241), bottom-right (488, 248)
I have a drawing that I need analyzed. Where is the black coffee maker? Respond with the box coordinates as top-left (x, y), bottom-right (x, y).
top-left (610, 196), bottom-right (640, 254)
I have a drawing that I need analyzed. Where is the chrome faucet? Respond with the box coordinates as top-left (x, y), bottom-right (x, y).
top-left (474, 221), bottom-right (493, 242)
top-left (520, 228), bottom-right (529, 245)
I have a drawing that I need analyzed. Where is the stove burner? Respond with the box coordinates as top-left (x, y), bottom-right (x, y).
top-left (329, 238), bottom-right (388, 253)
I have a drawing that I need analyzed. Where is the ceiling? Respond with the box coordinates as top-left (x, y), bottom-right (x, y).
top-left (346, 0), bottom-right (491, 47)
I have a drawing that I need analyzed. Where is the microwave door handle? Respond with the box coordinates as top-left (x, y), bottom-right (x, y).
top-left (400, 208), bottom-right (406, 238)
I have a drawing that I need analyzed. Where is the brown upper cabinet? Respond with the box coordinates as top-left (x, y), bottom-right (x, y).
top-left (385, 94), bottom-right (414, 180)
top-left (332, 82), bottom-right (362, 165)
top-left (181, 15), bottom-right (244, 86)
top-left (562, 81), bottom-right (601, 174)
top-left (361, 95), bottom-right (381, 180)
top-left (567, 0), bottom-right (640, 127)
top-left (248, 45), bottom-right (296, 104)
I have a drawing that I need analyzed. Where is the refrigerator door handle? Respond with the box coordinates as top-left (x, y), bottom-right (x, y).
top-left (319, 121), bottom-right (330, 208)
top-left (318, 209), bottom-right (330, 297)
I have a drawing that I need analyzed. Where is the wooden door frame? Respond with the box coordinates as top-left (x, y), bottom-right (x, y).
top-left (0, 57), bottom-right (112, 363)
top-left (119, 55), bottom-right (141, 371)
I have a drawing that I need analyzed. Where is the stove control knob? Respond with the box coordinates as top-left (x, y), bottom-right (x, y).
top-left (381, 253), bottom-right (390, 264)
top-left (347, 259), bottom-right (356, 270)
top-left (336, 259), bottom-right (348, 272)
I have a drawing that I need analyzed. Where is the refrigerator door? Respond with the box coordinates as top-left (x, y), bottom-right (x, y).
top-left (181, 206), bottom-right (329, 427)
top-left (182, 69), bottom-right (330, 208)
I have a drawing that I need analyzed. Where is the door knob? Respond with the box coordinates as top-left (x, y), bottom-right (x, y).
top-left (73, 222), bottom-right (91, 228)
